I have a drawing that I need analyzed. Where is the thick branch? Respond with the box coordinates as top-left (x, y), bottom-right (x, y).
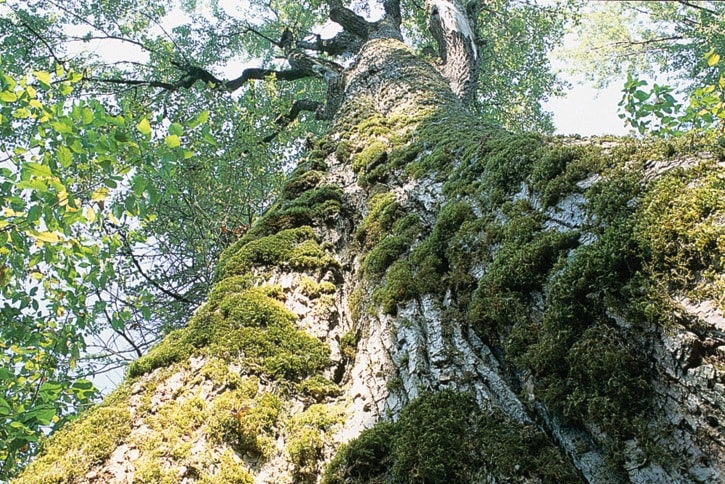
top-left (262, 99), bottom-right (324, 142)
top-left (427, 0), bottom-right (481, 104)
top-left (296, 31), bottom-right (364, 57)
top-left (85, 65), bottom-right (313, 93)
top-left (224, 67), bottom-right (312, 91)
top-left (328, 0), bottom-right (371, 39)
top-left (383, 0), bottom-right (402, 29)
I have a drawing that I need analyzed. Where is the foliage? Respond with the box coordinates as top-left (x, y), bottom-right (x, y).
top-left (0, 0), bottom-right (310, 474)
top-left (619, 49), bottom-right (725, 136)
top-left (0, 63), bottom-right (155, 476)
top-left (561, 1), bottom-right (725, 91)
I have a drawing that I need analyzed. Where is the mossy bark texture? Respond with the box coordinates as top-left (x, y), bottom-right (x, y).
top-left (16, 38), bottom-right (725, 483)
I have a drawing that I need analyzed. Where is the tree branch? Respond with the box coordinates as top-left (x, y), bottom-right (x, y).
top-left (19, 21), bottom-right (66, 67)
top-left (676, 0), bottom-right (718, 15)
top-left (383, 0), bottom-right (402, 29)
top-left (296, 31), bottom-right (363, 56)
top-left (108, 223), bottom-right (195, 304)
top-left (225, 67), bottom-right (312, 91)
top-left (262, 99), bottom-right (324, 142)
top-left (328, 0), bottom-right (371, 39)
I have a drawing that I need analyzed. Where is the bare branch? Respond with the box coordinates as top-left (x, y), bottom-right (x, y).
top-left (19, 21), bottom-right (66, 66)
top-left (225, 67), bottom-right (312, 91)
top-left (328, 0), bottom-right (371, 39)
top-left (262, 99), bottom-right (324, 142)
top-left (383, 0), bottom-right (402, 29)
top-left (675, 0), bottom-right (718, 15)
top-left (297, 31), bottom-right (364, 56)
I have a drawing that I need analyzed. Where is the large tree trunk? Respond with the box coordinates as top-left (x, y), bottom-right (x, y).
top-left (16, 37), bottom-right (725, 483)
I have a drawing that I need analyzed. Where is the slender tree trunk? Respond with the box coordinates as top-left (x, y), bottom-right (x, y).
top-left (15, 35), bottom-right (725, 484)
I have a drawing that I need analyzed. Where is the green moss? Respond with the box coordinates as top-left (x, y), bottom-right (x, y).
top-left (199, 450), bottom-right (254, 484)
top-left (136, 394), bottom-right (208, 462)
top-left (530, 143), bottom-right (602, 206)
top-left (208, 391), bottom-right (281, 457)
top-left (636, 163), bottom-right (725, 309)
top-left (340, 330), bottom-right (359, 360)
top-left (14, 386), bottom-right (133, 484)
top-left (371, 260), bottom-right (416, 315)
top-left (484, 228), bottom-right (579, 292)
top-left (129, 307), bottom-right (218, 377)
top-left (286, 404), bottom-right (345, 478)
top-left (219, 288), bottom-right (296, 328)
top-left (352, 141), bottom-right (388, 176)
top-left (439, 131), bottom-right (540, 202)
top-left (409, 201), bottom-right (477, 295)
top-left (242, 184), bottom-right (344, 241)
top-left (564, 324), bottom-right (650, 438)
top-left (296, 375), bottom-right (342, 402)
top-left (131, 288), bottom-right (330, 381)
top-left (299, 276), bottom-right (336, 299)
top-left (335, 140), bottom-right (352, 163)
top-left (207, 275), bottom-right (255, 309)
top-left (361, 235), bottom-right (410, 277)
top-left (355, 192), bottom-right (403, 250)
top-left (216, 226), bottom-right (337, 280)
top-left (322, 422), bottom-right (394, 483)
top-left (197, 357), bottom-right (244, 390)
top-left (134, 457), bottom-right (178, 483)
top-left (282, 170), bottom-right (325, 199)
top-left (323, 390), bottom-right (578, 483)
top-left (348, 288), bottom-right (363, 324)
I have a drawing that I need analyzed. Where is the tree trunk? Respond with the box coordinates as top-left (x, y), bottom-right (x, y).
top-left (16, 37), bottom-right (725, 484)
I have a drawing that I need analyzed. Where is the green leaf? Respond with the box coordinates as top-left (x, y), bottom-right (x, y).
top-left (633, 90), bottom-right (650, 102)
top-left (24, 162), bottom-right (53, 178)
top-left (57, 145), bottom-right (72, 168)
top-left (0, 397), bottom-right (11, 416)
top-left (136, 118), bottom-right (151, 136)
top-left (165, 134), bottom-right (181, 148)
top-left (39, 381), bottom-right (63, 400)
top-left (187, 110), bottom-right (209, 128)
top-left (168, 122), bottom-right (184, 136)
top-left (0, 90), bottom-right (17, 102)
top-left (34, 70), bottom-right (51, 88)
top-left (51, 121), bottom-right (73, 134)
top-left (24, 406), bottom-right (56, 426)
top-left (71, 379), bottom-right (93, 390)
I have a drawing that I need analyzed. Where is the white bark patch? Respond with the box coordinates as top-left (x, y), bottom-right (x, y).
top-left (430, 0), bottom-right (477, 59)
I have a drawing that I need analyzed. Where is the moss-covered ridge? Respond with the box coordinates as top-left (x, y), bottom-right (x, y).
top-left (340, 115), bottom-right (724, 476)
top-left (12, 387), bottom-right (133, 484)
top-left (323, 390), bottom-right (579, 483)
top-left (15, 129), bottom-right (352, 482)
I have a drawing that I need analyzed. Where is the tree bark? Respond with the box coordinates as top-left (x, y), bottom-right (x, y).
top-left (15, 36), bottom-right (725, 484)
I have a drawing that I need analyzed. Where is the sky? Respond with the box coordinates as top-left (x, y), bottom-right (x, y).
top-left (544, 76), bottom-right (629, 137)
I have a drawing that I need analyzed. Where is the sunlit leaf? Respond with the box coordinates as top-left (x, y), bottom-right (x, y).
top-left (91, 187), bottom-right (109, 201)
top-left (32, 232), bottom-right (61, 243)
top-left (165, 134), bottom-right (181, 148)
top-left (136, 118), bottom-right (151, 135)
top-left (33, 70), bottom-right (51, 88)
top-left (24, 162), bottom-right (52, 178)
